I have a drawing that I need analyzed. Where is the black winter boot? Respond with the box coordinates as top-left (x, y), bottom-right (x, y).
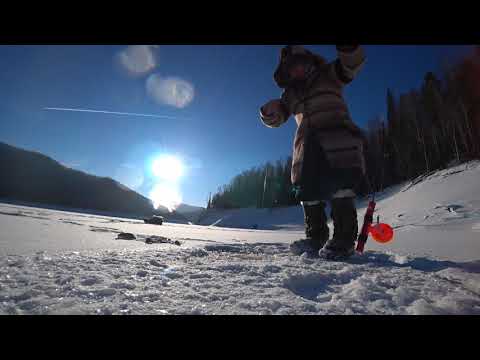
top-left (319, 197), bottom-right (358, 260)
top-left (290, 202), bottom-right (329, 256)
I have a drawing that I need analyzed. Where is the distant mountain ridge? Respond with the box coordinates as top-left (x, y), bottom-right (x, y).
top-left (0, 142), bottom-right (189, 221)
top-left (174, 203), bottom-right (206, 223)
top-left (175, 203), bottom-right (205, 214)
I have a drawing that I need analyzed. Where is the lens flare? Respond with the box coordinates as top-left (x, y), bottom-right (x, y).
top-left (149, 183), bottom-right (182, 212)
top-left (146, 74), bottom-right (195, 108)
top-left (117, 45), bottom-right (158, 77)
top-left (152, 155), bottom-right (184, 182)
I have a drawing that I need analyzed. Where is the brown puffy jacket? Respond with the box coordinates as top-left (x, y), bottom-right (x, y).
top-left (260, 45), bottom-right (367, 195)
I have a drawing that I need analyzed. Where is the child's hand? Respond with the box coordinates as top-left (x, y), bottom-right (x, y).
top-left (260, 99), bottom-right (286, 128)
top-left (260, 100), bottom-right (276, 117)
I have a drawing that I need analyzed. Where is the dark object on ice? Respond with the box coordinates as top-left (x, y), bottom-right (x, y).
top-left (116, 232), bottom-right (136, 240)
top-left (145, 236), bottom-right (181, 246)
top-left (144, 215), bottom-right (164, 225)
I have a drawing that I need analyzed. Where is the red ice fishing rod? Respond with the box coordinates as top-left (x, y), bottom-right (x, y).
top-left (356, 127), bottom-right (394, 253)
top-left (356, 196), bottom-right (376, 253)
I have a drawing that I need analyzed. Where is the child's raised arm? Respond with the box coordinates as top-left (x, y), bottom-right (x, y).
top-left (332, 45), bottom-right (366, 85)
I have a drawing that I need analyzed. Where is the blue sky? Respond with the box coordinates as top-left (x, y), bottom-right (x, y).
top-left (0, 45), bottom-right (473, 207)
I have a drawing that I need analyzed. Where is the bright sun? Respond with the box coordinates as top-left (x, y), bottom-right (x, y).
top-left (152, 155), bottom-right (184, 182)
top-left (150, 154), bottom-right (185, 212)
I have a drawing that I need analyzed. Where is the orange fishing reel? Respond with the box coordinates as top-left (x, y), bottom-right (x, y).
top-left (369, 218), bottom-right (394, 244)
top-left (356, 201), bottom-right (394, 253)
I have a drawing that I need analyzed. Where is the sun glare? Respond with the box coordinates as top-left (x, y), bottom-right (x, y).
top-left (149, 183), bottom-right (182, 212)
top-left (152, 155), bottom-right (184, 182)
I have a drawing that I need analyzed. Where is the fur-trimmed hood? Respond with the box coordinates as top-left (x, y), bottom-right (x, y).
top-left (273, 45), bottom-right (327, 88)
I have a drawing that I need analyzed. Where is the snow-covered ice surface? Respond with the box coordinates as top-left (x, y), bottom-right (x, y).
top-left (1, 245), bottom-right (480, 315)
top-left (0, 203), bottom-right (299, 256)
top-left (1, 161), bottom-right (480, 314)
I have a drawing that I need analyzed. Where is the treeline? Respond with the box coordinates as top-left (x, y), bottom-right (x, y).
top-left (208, 157), bottom-right (298, 209)
top-left (210, 48), bottom-right (480, 209)
top-left (369, 47), bottom-right (480, 191)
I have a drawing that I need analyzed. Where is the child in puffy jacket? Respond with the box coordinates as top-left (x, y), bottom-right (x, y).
top-left (260, 45), bottom-right (367, 260)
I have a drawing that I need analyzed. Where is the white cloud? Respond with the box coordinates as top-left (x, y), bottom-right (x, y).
top-left (117, 45), bottom-right (158, 77)
top-left (146, 74), bottom-right (195, 109)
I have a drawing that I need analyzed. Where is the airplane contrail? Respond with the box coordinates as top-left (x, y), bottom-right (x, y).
top-left (44, 107), bottom-right (184, 120)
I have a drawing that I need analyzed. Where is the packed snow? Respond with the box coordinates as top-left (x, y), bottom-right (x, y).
top-left (1, 161), bottom-right (480, 314)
